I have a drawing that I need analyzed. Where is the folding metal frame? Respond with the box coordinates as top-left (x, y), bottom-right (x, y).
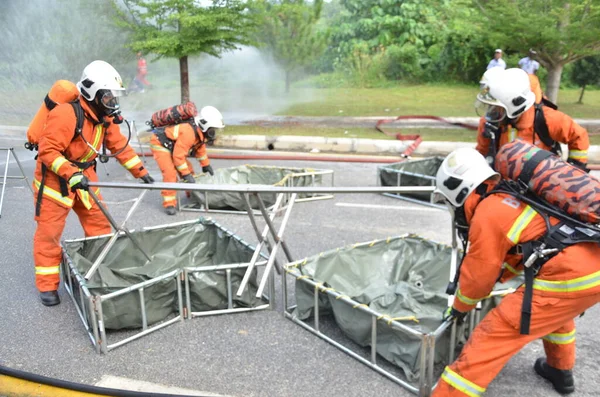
top-left (0, 147), bottom-right (33, 218)
top-left (377, 157), bottom-right (446, 209)
top-left (177, 166), bottom-right (335, 215)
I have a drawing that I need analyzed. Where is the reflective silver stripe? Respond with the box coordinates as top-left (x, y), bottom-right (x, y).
top-left (507, 205), bottom-right (537, 244)
top-left (35, 266), bottom-right (60, 275)
top-left (150, 144), bottom-right (170, 153)
top-left (123, 156), bottom-right (142, 170)
top-left (543, 329), bottom-right (575, 345)
top-left (34, 179), bottom-right (73, 207)
top-left (440, 366), bottom-right (485, 397)
top-left (176, 163), bottom-right (189, 171)
top-left (50, 157), bottom-right (69, 174)
top-left (533, 270), bottom-right (600, 293)
top-left (568, 150), bottom-right (588, 160)
top-left (456, 289), bottom-right (481, 306)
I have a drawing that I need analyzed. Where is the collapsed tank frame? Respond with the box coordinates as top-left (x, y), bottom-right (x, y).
top-left (377, 157), bottom-right (446, 210)
top-left (64, 181), bottom-right (512, 396)
top-left (176, 166), bottom-right (335, 215)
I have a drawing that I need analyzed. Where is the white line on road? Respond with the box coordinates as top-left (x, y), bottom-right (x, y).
top-left (95, 375), bottom-right (231, 396)
top-left (335, 202), bottom-right (442, 212)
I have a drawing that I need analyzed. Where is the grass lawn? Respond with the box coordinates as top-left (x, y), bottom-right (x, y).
top-left (226, 124), bottom-right (600, 145)
top-left (278, 86), bottom-right (600, 119)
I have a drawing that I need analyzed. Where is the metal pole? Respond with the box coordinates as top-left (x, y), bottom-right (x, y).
top-left (256, 194), bottom-right (294, 263)
top-left (84, 190), bottom-right (151, 280)
top-left (0, 149), bottom-right (10, 218)
top-left (11, 148), bottom-right (33, 194)
top-left (371, 316), bottom-right (377, 364)
top-left (236, 193), bottom-right (285, 297)
top-left (255, 193), bottom-right (297, 298)
top-left (226, 269), bottom-right (233, 310)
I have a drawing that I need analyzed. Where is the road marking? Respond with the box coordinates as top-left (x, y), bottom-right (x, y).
top-left (335, 202), bottom-right (443, 212)
top-left (95, 375), bottom-right (230, 396)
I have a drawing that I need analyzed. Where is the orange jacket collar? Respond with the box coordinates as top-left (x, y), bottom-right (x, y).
top-left (79, 97), bottom-right (102, 124)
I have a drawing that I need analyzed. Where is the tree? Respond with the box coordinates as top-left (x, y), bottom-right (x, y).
top-left (473, 0), bottom-right (600, 104)
top-left (254, 0), bottom-right (326, 93)
top-left (571, 56), bottom-right (600, 104)
top-left (114, 0), bottom-right (256, 103)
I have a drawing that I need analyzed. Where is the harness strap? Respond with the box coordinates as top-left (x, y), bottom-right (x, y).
top-left (520, 241), bottom-right (535, 335)
top-left (35, 164), bottom-right (48, 217)
top-left (44, 94), bottom-right (58, 111)
top-left (519, 149), bottom-right (552, 186)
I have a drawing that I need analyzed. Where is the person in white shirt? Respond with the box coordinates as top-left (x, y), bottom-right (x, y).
top-left (519, 49), bottom-right (540, 75)
top-left (487, 49), bottom-right (507, 70)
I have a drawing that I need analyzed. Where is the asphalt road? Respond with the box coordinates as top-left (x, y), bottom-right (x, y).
top-left (0, 135), bottom-right (599, 397)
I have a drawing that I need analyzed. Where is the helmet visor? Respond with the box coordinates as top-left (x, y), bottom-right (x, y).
top-left (475, 101), bottom-right (506, 123)
top-left (100, 90), bottom-right (121, 110)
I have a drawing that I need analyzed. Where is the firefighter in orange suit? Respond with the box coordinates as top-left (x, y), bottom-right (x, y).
top-left (33, 60), bottom-right (154, 307)
top-left (149, 105), bottom-right (224, 215)
top-left (475, 68), bottom-right (589, 170)
top-left (431, 148), bottom-right (600, 396)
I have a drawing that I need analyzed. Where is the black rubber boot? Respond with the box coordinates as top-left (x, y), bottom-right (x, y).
top-left (40, 291), bottom-right (60, 306)
top-left (165, 206), bottom-right (176, 216)
top-left (534, 357), bottom-right (575, 395)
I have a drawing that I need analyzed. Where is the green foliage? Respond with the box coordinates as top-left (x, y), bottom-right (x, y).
top-left (115, 0), bottom-right (256, 59)
top-left (254, 0), bottom-right (326, 92)
top-left (572, 56), bottom-right (600, 87)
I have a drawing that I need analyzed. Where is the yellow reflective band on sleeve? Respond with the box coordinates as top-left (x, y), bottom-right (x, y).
top-left (50, 157), bottom-right (69, 174)
top-left (440, 366), bottom-right (486, 397)
top-left (163, 195), bottom-right (177, 203)
top-left (507, 205), bottom-right (537, 244)
top-left (543, 329), bottom-right (576, 345)
top-left (150, 144), bottom-right (171, 153)
top-left (34, 179), bottom-right (73, 207)
top-left (533, 270), bottom-right (600, 293)
top-left (196, 155), bottom-right (208, 161)
top-left (568, 150), bottom-right (588, 161)
top-left (123, 156), bottom-right (142, 170)
top-left (503, 262), bottom-right (523, 276)
top-left (172, 124), bottom-right (180, 139)
top-left (456, 289), bottom-right (481, 306)
top-left (80, 125), bottom-right (104, 162)
top-left (35, 266), bottom-right (60, 275)
top-left (176, 163), bottom-right (189, 172)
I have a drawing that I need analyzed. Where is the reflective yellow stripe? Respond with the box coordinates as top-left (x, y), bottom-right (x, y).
top-left (456, 289), bottom-right (481, 306)
top-left (78, 188), bottom-right (101, 210)
top-left (509, 127), bottom-right (516, 142)
top-left (172, 124), bottom-right (180, 139)
top-left (504, 262), bottom-right (523, 276)
top-left (568, 150), bottom-right (588, 161)
top-left (176, 163), bottom-right (189, 171)
top-left (196, 155), bottom-right (208, 161)
top-left (533, 270), bottom-right (600, 293)
top-left (163, 195), bottom-right (177, 202)
top-left (34, 179), bottom-right (73, 207)
top-left (80, 125), bottom-right (103, 162)
top-left (507, 205), bottom-right (537, 244)
top-left (150, 144), bottom-right (171, 153)
top-left (50, 157), bottom-right (69, 174)
top-left (543, 329), bottom-right (576, 345)
top-left (440, 366), bottom-right (485, 397)
top-left (35, 266), bottom-right (60, 275)
top-left (123, 156), bottom-right (141, 170)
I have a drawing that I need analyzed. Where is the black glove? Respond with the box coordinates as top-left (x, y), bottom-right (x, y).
top-left (567, 158), bottom-right (590, 173)
top-left (69, 172), bottom-right (89, 192)
top-left (182, 174), bottom-right (195, 184)
top-left (443, 307), bottom-right (468, 324)
top-left (202, 165), bottom-right (214, 176)
top-left (140, 174), bottom-right (155, 184)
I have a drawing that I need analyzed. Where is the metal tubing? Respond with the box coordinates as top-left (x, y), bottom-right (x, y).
top-left (90, 297), bottom-right (101, 354)
top-left (427, 335), bottom-right (436, 394)
top-left (236, 193), bottom-right (285, 297)
top-left (256, 193), bottom-right (294, 263)
top-left (84, 232), bottom-right (121, 281)
top-left (185, 269), bottom-right (192, 320)
top-left (268, 268), bottom-right (275, 311)
top-left (177, 272), bottom-right (184, 323)
top-left (190, 305), bottom-right (270, 318)
top-left (418, 335), bottom-right (428, 396)
top-left (282, 269), bottom-right (289, 313)
top-left (187, 261), bottom-right (267, 273)
top-left (101, 269), bottom-right (179, 300)
top-left (107, 316), bottom-right (182, 352)
top-left (139, 288), bottom-right (148, 331)
top-left (449, 320), bottom-right (457, 363)
top-left (0, 149), bottom-right (10, 217)
top-left (285, 313), bottom-right (419, 394)
top-left (88, 180), bottom-right (436, 195)
top-left (96, 298), bottom-right (108, 354)
top-left (371, 316), bottom-right (377, 364)
top-left (10, 148), bottom-right (33, 194)
top-left (314, 284), bottom-right (320, 333)
top-left (226, 270), bottom-right (233, 310)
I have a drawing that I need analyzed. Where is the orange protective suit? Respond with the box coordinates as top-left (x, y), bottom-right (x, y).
top-left (432, 190), bottom-right (600, 396)
top-left (475, 74), bottom-right (589, 164)
top-left (149, 122), bottom-right (210, 208)
top-left (33, 99), bottom-right (148, 292)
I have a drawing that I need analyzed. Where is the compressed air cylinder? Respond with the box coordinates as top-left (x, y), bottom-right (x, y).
top-left (150, 102), bottom-right (198, 128)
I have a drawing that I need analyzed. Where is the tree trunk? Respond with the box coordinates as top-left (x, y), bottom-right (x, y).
top-left (577, 84), bottom-right (586, 104)
top-left (179, 56), bottom-right (189, 103)
top-left (545, 64), bottom-right (564, 104)
top-left (285, 70), bottom-right (291, 94)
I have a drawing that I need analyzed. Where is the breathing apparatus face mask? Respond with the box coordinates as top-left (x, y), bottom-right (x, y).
top-left (95, 89), bottom-right (125, 124)
top-left (204, 127), bottom-right (219, 146)
top-left (475, 101), bottom-right (506, 124)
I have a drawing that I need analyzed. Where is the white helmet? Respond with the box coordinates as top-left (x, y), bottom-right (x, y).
top-left (434, 148), bottom-right (499, 207)
top-left (476, 68), bottom-right (535, 119)
top-left (194, 106), bottom-right (225, 132)
top-left (77, 60), bottom-right (126, 110)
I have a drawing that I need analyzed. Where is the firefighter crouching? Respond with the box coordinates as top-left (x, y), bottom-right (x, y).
top-left (431, 149), bottom-right (600, 396)
top-left (33, 60), bottom-right (154, 307)
top-left (149, 106), bottom-right (224, 215)
top-left (475, 68), bottom-right (589, 171)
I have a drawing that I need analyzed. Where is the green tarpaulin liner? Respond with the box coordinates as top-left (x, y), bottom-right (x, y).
top-left (291, 234), bottom-right (522, 383)
top-left (188, 165), bottom-right (327, 210)
top-left (62, 218), bottom-right (264, 330)
top-left (379, 157), bottom-right (443, 201)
